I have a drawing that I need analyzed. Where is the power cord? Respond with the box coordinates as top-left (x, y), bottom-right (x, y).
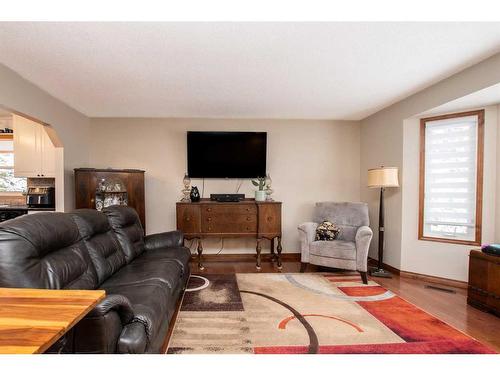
top-left (215, 238), bottom-right (224, 255)
top-left (235, 179), bottom-right (244, 193)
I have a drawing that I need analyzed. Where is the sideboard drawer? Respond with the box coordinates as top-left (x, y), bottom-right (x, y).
top-left (202, 212), bottom-right (257, 233)
top-left (201, 204), bottom-right (257, 216)
top-left (176, 204), bottom-right (201, 234)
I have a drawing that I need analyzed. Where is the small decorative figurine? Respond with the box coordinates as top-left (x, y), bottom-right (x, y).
top-left (190, 186), bottom-right (201, 202)
top-left (265, 173), bottom-right (274, 201)
top-left (181, 174), bottom-right (191, 202)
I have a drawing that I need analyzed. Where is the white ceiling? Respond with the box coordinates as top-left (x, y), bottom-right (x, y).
top-left (1, 22), bottom-right (500, 120)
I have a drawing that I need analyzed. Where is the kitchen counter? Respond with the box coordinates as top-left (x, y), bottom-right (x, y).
top-left (0, 205), bottom-right (55, 211)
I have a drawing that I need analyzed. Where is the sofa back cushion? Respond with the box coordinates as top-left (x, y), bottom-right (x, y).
top-left (0, 212), bottom-right (98, 289)
top-left (103, 206), bottom-right (145, 263)
top-left (71, 209), bottom-right (127, 284)
top-left (313, 202), bottom-right (369, 242)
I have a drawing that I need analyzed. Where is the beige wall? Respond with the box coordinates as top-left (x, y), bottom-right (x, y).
top-left (401, 106), bottom-right (499, 282)
top-left (360, 52), bottom-right (500, 271)
top-left (89, 118), bottom-right (361, 254)
top-left (0, 64), bottom-right (90, 210)
top-left (497, 106), bottom-right (500, 243)
top-left (360, 111), bottom-right (404, 268)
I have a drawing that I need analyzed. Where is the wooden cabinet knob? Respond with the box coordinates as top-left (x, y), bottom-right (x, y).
top-left (246, 217), bottom-right (251, 221)
top-left (186, 217), bottom-right (190, 222)
top-left (207, 217), bottom-right (212, 221)
top-left (207, 208), bottom-right (212, 212)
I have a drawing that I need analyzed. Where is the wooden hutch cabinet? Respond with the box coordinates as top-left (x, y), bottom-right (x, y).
top-left (74, 168), bottom-right (146, 230)
top-left (176, 199), bottom-right (282, 270)
top-left (468, 250), bottom-right (499, 316)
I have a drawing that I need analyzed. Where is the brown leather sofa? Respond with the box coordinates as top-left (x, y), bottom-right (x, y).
top-left (0, 206), bottom-right (190, 353)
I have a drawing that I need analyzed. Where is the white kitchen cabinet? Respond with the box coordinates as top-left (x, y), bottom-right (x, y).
top-left (13, 114), bottom-right (56, 178)
top-left (39, 126), bottom-right (56, 177)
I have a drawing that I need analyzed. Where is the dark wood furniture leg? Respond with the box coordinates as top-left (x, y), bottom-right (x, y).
top-left (276, 236), bottom-right (283, 270)
top-left (360, 271), bottom-right (368, 284)
top-left (300, 262), bottom-right (308, 273)
top-left (270, 238), bottom-right (276, 262)
top-left (256, 238), bottom-right (262, 270)
top-left (197, 239), bottom-right (204, 271)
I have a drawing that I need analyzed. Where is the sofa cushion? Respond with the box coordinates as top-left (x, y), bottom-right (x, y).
top-left (0, 212), bottom-right (98, 289)
top-left (103, 206), bottom-right (145, 263)
top-left (70, 209), bottom-right (127, 284)
top-left (310, 240), bottom-right (356, 260)
top-left (101, 253), bottom-right (184, 295)
top-left (137, 247), bottom-right (191, 276)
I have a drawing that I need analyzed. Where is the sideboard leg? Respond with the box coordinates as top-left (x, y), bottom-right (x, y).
top-left (270, 238), bottom-right (276, 262)
top-left (276, 236), bottom-right (283, 270)
top-left (256, 239), bottom-right (262, 271)
top-left (197, 239), bottom-right (205, 271)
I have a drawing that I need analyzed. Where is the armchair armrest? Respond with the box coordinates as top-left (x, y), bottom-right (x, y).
top-left (298, 222), bottom-right (318, 263)
top-left (355, 226), bottom-right (373, 272)
top-left (144, 230), bottom-right (184, 250)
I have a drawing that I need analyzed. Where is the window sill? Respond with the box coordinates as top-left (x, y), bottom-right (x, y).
top-left (418, 235), bottom-right (481, 247)
top-left (0, 192), bottom-right (24, 197)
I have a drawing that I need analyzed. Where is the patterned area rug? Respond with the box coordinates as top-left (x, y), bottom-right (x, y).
top-left (167, 273), bottom-right (496, 354)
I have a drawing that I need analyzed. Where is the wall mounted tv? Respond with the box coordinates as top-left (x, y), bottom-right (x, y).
top-left (187, 131), bottom-right (267, 178)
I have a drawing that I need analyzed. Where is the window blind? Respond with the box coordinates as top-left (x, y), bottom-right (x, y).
top-left (423, 115), bottom-right (478, 241)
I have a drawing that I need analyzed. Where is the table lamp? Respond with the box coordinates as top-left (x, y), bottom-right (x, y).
top-left (367, 166), bottom-right (399, 278)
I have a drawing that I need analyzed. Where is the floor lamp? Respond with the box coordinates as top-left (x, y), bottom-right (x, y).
top-left (367, 166), bottom-right (399, 278)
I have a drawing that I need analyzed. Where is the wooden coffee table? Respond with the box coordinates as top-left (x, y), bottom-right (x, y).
top-left (0, 288), bottom-right (105, 354)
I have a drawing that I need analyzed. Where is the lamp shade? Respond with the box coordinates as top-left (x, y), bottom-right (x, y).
top-left (367, 167), bottom-right (399, 188)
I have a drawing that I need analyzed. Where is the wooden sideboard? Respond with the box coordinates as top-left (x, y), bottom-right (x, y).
top-left (176, 199), bottom-right (282, 270)
top-left (468, 250), bottom-right (499, 316)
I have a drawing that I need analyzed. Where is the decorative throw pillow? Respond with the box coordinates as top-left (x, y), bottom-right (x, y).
top-left (315, 221), bottom-right (341, 241)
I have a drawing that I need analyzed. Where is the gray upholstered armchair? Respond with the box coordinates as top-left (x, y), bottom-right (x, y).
top-left (298, 202), bottom-right (373, 284)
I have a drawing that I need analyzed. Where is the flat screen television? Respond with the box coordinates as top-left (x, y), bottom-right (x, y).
top-left (187, 131), bottom-right (267, 178)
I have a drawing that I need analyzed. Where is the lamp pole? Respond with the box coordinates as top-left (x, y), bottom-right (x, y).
top-left (370, 186), bottom-right (392, 278)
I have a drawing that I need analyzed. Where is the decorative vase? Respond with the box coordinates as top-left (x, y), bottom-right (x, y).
top-left (255, 190), bottom-right (266, 202)
top-left (190, 186), bottom-right (201, 202)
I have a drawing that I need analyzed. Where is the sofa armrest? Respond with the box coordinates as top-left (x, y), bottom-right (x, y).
top-left (87, 294), bottom-right (135, 324)
top-left (118, 321), bottom-right (148, 353)
top-left (297, 222), bottom-right (318, 263)
top-left (144, 230), bottom-right (184, 250)
top-left (72, 294), bottom-right (148, 353)
top-left (355, 226), bottom-right (373, 272)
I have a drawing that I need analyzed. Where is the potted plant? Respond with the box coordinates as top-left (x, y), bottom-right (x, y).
top-left (252, 177), bottom-right (267, 202)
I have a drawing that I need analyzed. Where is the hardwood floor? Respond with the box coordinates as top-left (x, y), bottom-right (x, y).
top-left (189, 257), bottom-right (500, 352)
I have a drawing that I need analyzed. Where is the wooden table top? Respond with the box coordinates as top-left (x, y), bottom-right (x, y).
top-left (0, 288), bottom-right (105, 354)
